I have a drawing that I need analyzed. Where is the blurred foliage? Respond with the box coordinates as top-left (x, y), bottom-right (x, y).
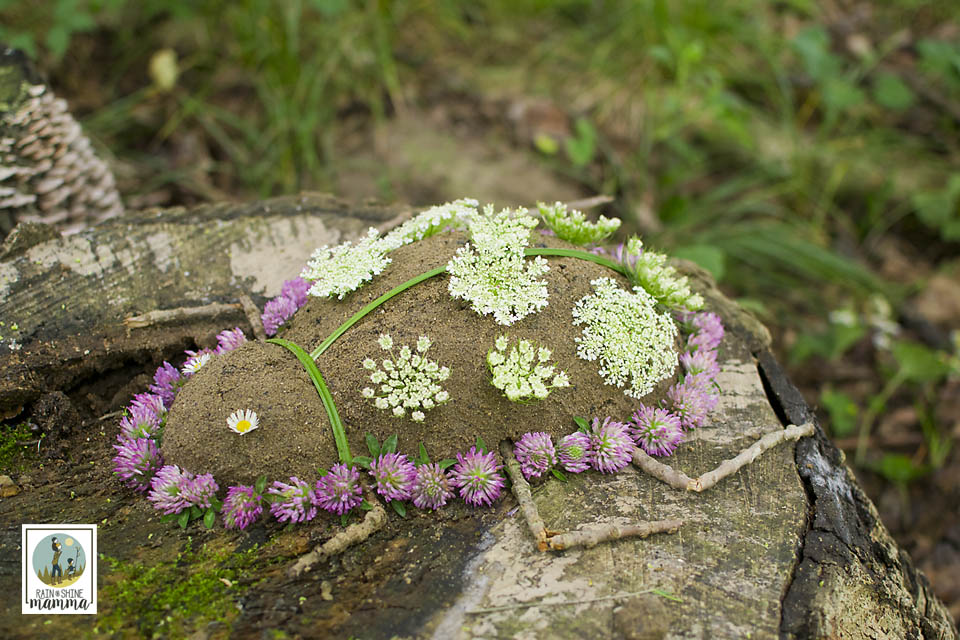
top-left (2, 0), bottom-right (960, 481)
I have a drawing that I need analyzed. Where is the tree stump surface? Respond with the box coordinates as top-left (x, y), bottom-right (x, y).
top-left (0, 197), bottom-right (955, 639)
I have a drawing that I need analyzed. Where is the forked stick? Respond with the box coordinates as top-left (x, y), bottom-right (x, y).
top-left (688, 422), bottom-right (814, 492)
top-left (631, 447), bottom-right (693, 490)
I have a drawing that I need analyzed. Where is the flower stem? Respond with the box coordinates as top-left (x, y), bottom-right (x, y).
top-left (523, 247), bottom-right (627, 275)
top-left (268, 337), bottom-right (353, 465)
top-left (310, 265), bottom-right (448, 359)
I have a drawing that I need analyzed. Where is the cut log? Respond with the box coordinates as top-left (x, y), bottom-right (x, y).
top-left (0, 197), bottom-right (955, 640)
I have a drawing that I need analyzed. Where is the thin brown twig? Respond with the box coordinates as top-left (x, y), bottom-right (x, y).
top-left (548, 519), bottom-right (683, 551)
top-left (688, 423), bottom-right (815, 492)
top-left (499, 440), bottom-right (550, 551)
top-left (123, 302), bottom-right (243, 329)
top-left (287, 491), bottom-right (387, 578)
top-left (239, 294), bottom-right (268, 341)
top-left (563, 194), bottom-right (616, 210)
top-left (631, 446), bottom-right (693, 490)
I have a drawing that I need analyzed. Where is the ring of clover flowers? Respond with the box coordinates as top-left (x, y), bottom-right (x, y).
top-left (111, 199), bottom-right (724, 531)
top-left (361, 334), bottom-right (450, 422)
top-left (111, 303), bottom-right (724, 530)
top-left (487, 335), bottom-right (570, 402)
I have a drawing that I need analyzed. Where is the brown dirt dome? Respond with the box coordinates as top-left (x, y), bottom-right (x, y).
top-left (161, 231), bottom-right (679, 487)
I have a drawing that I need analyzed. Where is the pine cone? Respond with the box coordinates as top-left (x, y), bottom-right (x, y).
top-left (1, 48), bottom-right (123, 237)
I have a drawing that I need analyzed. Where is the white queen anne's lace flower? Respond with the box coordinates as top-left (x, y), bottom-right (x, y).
top-left (487, 336), bottom-right (570, 402)
top-left (447, 205), bottom-right (549, 325)
top-left (301, 228), bottom-right (391, 299)
top-left (380, 198), bottom-right (478, 251)
top-left (537, 201), bottom-right (621, 245)
top-left (361, 334), bottom-right (451, 422)
top-left (572, 277), bottom-right (679, 399)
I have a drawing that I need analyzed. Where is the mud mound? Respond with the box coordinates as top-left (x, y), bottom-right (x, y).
top-left (162, 231), bottom-right (677, 486)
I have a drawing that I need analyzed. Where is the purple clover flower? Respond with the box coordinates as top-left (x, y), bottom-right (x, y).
top-left (119, 404), bottom-right (162, 441)
top-left (223, 485), bottom-right (263, 530)
top-left (314, 464), bottom-right (363, 515)
top-left (147, 465), bottom-right (192, 514)
top-left (557, 432), bottom-right (592, 473)
top-left (513, 432), bottom-right (557, 480)
top-left (268, 477), bottom-right (318, 523)
top-left (688, 312), bottom-right (724, 352)
top-left (667, 376), bottom-right (717, 429)
top-left (262, 295), bottom-right (299, 336)
top-left (411, 463), bottom-right (454, 510)
top-left (148, 362), bottom-right (181, 409)
top-left (112, 438), bottom-right (163, 492)
top-left (450, 447), bottom-right (505, 507)
top-left (281, 277), bottom-right (311, 307)
top-left (129, 393), bottom-right (167, 421)
top-left (369, 453), bottom-right (417, 502)
top-left (180, 472), bottom-right (219, 509)
top-left (630, 406), bottom-right (684, 457)
top-left (679, 349), bottom-right (720, 378)
top-left (589, 417), bottom-right (633, 473)
top-left (215, 328), bottom-right (247, 354)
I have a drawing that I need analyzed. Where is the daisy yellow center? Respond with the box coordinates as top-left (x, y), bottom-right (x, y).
top-left (235, 420), bottom-right (252, 433)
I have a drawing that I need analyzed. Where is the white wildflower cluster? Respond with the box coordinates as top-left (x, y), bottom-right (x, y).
top-left (361, 334), bottom-right (451, 422)
top-left (572, 277), bottom-right (679, 399)
top-left (380, 198), bottom-right (478, 251)
top-left (447, 205), bottom-right (550, 325)
top-left (537, 201), bottom-right (621, 245)
top-left (301, 228), bottom-right (392, 299)
top-left (487, 335), bottom-right (570, 402)
top-left (622, 237), bottom-right (703, 311)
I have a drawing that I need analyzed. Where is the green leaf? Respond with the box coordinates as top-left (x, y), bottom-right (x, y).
top-left (268, 337), bottom-right (352, 464)
top-left (316, 467), bottom-right (329, 477)
top-left (438, 458), bottom-right (456, 469)
top-left (340, 513), bottom-right (349, 526)
top-left (418, 442), bottom-right (430, 465)
top-left (391, 501), bottom-right (407, 518)
top-left (565, 117), bottom-right (597, 168)
top-left (822, 77), bottom-right (866, 114)
top-left (573, 416), bottom-right (590, 432)
top-left (671, 245), bottom-right (726, 280)
top-left (891, 340), bottom-right (951, 383)
top-left (382, 434), bottom-right (398, 455)
top-left (203, 509), bottom-right (216, 529)
top-left (190, 505), bottom-right (203, 519)
top-left (868, 453), bottom-right (929, 485)
top-left (210, 497), bottom-right (223, 512)
top-left (533, 133), bottom-right (559, 156)
top-left (651, 588), bottom-right (683, 602)
top-left (476, 436), bottom-right (488, 454)
top-left (352, 456), bottom-right (373, 469)
top-left (872, 72), bottom-right (915, 111)
top-left (819, 388), bottom-right (859, 438)
top-left (160, 513), bottom-right (178, 523)
top-left (360, 500), bottom-right (373, 511)
top-left (178, 511), bottom-right (190, 529)
top-left (551, 468), bottom-right (568, 482)
top-left (366, 433), bottom-right (381, 457)
top-left (791, 26), bottom-right (838, 82)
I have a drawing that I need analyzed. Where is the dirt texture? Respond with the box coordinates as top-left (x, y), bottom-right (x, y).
top-left (163, 230), bottom-right (676, 485)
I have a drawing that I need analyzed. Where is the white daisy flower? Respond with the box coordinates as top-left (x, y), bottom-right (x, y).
top-left (227, 409), bottom-right (260, 435)
top-left (182, 352), bottom-right (212, 375)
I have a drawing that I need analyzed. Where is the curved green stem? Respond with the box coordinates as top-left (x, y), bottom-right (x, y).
top-left (310, 265), bottom-right (448, 359)
top-left (268, 337), bottom-right (353, 465)
top-left (524, 247), bottom-right (627, 276)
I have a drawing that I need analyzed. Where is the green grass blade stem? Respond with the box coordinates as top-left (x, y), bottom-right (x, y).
top-left (524, 247), bottom-right (627, 276)
top-left (310, 264), bottom-right (448, 359)
top-left (267, 337), bottom-right (352, 465)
